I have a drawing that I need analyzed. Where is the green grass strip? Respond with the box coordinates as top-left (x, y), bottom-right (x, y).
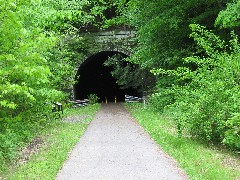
top-left (4, 104), bottom-right (100, 180)
top-left (125, 103), bottom-right (240, 180)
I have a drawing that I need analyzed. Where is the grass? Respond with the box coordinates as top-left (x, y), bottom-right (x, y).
top-left (1, 104), bottom-right (100, 180)
top-left (125, 103), bottom-right (240, 180)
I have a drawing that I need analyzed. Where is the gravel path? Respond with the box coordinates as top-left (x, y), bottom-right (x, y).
top-left (56, 103), bottom-right (187, 180)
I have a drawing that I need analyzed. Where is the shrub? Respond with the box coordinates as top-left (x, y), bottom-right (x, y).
top-left (224, 113), bottom-right (240, 149)
top-left (149, 88), bottom-right (175, 113)
top-left (87, 94), bottom-right (100, 104)
top-left (152, 25), bottom-right (240, 149)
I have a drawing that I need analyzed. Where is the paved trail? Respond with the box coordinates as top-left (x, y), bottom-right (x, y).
top-left (57, 103), bottom-right (187, 180)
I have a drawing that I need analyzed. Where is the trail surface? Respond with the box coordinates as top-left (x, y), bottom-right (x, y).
top-left (57, 103), bottom-right (187, 180)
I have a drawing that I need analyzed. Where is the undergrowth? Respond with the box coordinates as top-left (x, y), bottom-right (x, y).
top-left (1, 104), bottom-right (100, 179)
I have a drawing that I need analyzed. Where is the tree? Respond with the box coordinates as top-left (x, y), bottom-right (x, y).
top-left (216, 0), bottom-right (240, 28)
top-left (120, 0), bottom-right (240, 149)
top-left (0, 0), bottom-right (106, 116)
top-left (104, 55), bottom-right (155, 95)
top-left (0, 1), bottom-right (61, 116)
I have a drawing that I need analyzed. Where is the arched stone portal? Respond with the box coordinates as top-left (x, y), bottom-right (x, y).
top-left (74, 51), bottom-right (139, 102)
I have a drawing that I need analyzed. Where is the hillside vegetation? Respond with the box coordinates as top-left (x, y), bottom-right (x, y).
top-left (0, 0), bottom-right (239, 173)
top-left (117, 0), bottom-right (240, 150)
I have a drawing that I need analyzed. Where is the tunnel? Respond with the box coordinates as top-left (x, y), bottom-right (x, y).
top-left (74, 51), bottom-right (140, 102)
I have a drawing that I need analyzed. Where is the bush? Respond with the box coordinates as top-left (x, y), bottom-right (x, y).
top-left (223, 113), bottom-right (240, 149)
top-left (87, 94), bottom-right (100, 104)
top-left (0, 112), bottom-right (59, 172)
top-left (149, 88), bottom-right (175, 113)
top-left (152, 25), bottom-right (240, 149)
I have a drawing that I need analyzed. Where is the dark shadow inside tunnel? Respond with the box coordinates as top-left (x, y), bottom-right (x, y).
top-left (74, 51), bottom-right (140, 102)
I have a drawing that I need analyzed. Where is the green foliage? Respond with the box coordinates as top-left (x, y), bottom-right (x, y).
top-left (0, 0), bottom-right (115, 117)
top-left (47, 32), bottom-right (88, 94)
top-left (123, 0), bottom-right (240, 150)
top-left (104, 55), bottom-right (155, 94)
top-left (224, 113), bottom-right (240, 149)
top-left (86, 0), bottom-right (129, 29)
top-left (149, 88), bottom-right (175, 113)
top-left (19, 0), bottom-right (94, 31)
top-left (0, 0), bottom-right (107, 170)
top-left (0, 1), bottom-right (63, 117)
top-left (87, 94), bottom-right (99, 104)
top-left (125, 0), bottom-right (225, 69)
top-left (216, 0), bottom-right (240, 28)
top-left (153, 25), bottom-right (240, 149)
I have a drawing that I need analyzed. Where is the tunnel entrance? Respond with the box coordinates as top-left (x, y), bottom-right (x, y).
top-left (74, 51), bottom-right (139, 102)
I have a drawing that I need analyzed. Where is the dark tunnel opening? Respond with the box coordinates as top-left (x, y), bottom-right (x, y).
top-left (74, 51), bottom-right (140, 102)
